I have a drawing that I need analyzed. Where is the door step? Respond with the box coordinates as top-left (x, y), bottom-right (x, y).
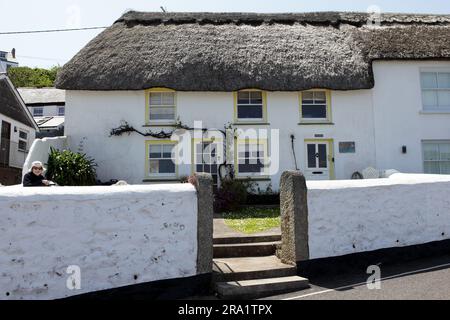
top-left (214, 241), bottom-right (279, 258)
top-left (215, 275), bottom-right (309, 300)
top-left (213, 255), bottom-right (297, 282)
top-left (213, 234), bottom-right (281, 245)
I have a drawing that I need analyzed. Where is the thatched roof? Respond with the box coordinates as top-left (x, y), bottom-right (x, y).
top-left (56, 11), bottom-right (450, 91)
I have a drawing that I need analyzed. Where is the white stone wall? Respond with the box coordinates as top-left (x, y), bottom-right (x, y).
top-left (306, 173), bottom-right (450, 259)
top-left (0, 183), bottom-right (198, 300)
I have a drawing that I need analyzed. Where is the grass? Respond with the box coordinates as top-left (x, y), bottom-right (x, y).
top-left (222, 206), bottom-right (280, 234)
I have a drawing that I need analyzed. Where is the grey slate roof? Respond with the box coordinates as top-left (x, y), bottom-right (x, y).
top-left (17, 88), bottom-right (65, 105)
top-left (55, 11), bottom-right (450, 91)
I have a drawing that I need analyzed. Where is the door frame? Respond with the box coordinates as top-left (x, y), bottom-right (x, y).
top-left (304, 138), bottom-right (335, 180)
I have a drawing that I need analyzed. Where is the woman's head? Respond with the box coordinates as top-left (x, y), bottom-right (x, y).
top-left (30, 161), bottom-right (44, 175)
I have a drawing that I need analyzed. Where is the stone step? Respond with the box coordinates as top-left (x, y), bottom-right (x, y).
top-left (213, 255), bottom-right (297, 282)
top-left (213, 234), bottom-right (281, 245)
top-left (215, 275), bottom-right (309, 300)
top-left (213, 241), bottom-right (279, 258)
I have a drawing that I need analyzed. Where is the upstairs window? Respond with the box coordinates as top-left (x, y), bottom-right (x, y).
top-left (421, 72), bottom-right (450, 111)
top-left (300, 90), bottom-right (331, 122)
top-left (18, 130), bottom-right (28, 152)
top-left (236, 91), bottom-right (265, 122)
top-left (58, 106), bottom-right (65, 116)
top-left (33, 107), bottom-right (43, 117)
top-left (148, 91), bottom-right (176, 122)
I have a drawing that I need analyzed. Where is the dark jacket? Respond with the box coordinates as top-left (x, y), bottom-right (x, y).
top-left (23, 172), bottom-right (46, 187)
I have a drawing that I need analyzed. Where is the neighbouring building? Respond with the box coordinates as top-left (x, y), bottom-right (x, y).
top-left (18, 87), bottom-right (65, 138)
top-left (54, 12), bottom-right (450, 190)
top-left (0, 49), bottom-right (18, 73)
top-left (0, 74), bottom-right (38, 185)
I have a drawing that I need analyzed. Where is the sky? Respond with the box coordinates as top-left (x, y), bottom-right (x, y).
top-left (0, 0), bottom-right (449, 69)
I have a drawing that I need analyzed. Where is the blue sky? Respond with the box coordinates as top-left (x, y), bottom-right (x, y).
top-left (1, 0), bottom-right (449, 68)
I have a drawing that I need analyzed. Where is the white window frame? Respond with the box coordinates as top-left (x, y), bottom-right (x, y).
top-left (18, 129), bottom-right (28, 152)
top-left (420, 69), bottom-right (450, 112)
top-left (422, 140), bottom-right (450, 174)
top-left (33, 107), bottom-right (43, 117)
top-left (147, 91), bottom-right (176, 124)
top-left (147, 142), bottom-right (177, 178)
top-left (235, 139), bottom-right (268, 177)
top-left (235, 90), bottom-right (266, 122)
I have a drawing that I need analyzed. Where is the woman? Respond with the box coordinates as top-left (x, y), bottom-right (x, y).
top-left (23, 161), bottom-right (51, 187)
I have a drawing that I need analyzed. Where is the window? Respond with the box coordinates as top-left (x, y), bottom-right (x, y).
top-left (194, 141), bottom-right (220, 188)
top-left (300, 90), bottom-right (331, 122)
top-left (423, 141), bottom-right (450, 174)
top-left (148, 91), bottom-right (176, 122)
top-left (236, 91), bottom-right (265, 121)
top-left (236, 140), bottom-right (267, 176)
top-left (58, 106), bottom-right (65, 116)
top-left (147, 142), bottom-right (176, 176)
top-left (421, 72), bottom-right (450, 111)
top-left (18, 130), bottom-right (28, 152)
top-left (33, 107), bottom-right (43, 117)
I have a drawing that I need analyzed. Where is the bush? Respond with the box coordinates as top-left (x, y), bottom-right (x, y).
top-left (46, 147), bottom-right (97, 186)
top-left (214, 178), bottom-right (255, 213)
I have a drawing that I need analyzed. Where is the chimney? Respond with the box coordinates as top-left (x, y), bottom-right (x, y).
top-left (11, 48), bottom-right (16, 59)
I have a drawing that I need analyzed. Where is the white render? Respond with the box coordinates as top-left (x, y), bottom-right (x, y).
top-left (0, 183), bottom-right (198, 300)
top-left (63, 61), bottom-right (450, 189)
top-left (306, 173), bottom-right (450, 259)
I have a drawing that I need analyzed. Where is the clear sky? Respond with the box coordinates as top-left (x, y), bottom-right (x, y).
top-left (1, 0), bottom-right (449, 68)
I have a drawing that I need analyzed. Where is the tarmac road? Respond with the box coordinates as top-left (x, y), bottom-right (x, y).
top-left (263, 253), bottom-right (450, 300)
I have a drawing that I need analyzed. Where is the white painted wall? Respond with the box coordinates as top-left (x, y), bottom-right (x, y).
top-left (0, 183), bottom-right (198, 300)
top-left (306, 173), bottom-right (450, 259)
top-left (28, 105), bottom-right (65, 117)
top-left (0, 113), bottom-right (36, 168)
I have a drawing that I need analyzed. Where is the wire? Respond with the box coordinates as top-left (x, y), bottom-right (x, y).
top-left (0, 26), bottom-right (108, 35)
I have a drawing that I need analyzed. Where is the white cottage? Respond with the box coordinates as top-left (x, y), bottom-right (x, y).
top-left (55, 12), bottom-right (450, 190)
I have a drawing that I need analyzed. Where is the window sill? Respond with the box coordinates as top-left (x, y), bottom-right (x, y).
top-left (233, 122), bottom-right (270, 126)
top-left (143, 123), bottom-right (177, 127)
top-left (142, 177), bottom-right (180, 182)
top-left (18, 149), bottom-right (28, 153)
top-left (419, 110), bottom-right (450, 115)
top-left (298, 122), bottom-right (334, 125)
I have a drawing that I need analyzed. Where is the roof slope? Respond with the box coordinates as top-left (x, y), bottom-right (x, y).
top-left (55, 11), bottom-right (450, 91)
top-left (0, 75), bottom-right (37, 129)
top-left (18, 88), bottom-right (65, 105)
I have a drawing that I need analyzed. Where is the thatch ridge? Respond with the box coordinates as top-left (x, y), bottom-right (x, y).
top-left (56, 11), bottom-right (450, 91)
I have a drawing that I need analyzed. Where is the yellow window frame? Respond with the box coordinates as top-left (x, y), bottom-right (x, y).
top-left (299, 90), bottom-right (332, 123)
top-left (145, 88), bottom-right (177, 125)
top-left (190, 138), bottom-right (224, 175)
top-left (145, 139), bottom-right (178, 178)
top-left (234, 138), bottom-right (269, 178)
top-left (233, 89), bottom-right (268, 123)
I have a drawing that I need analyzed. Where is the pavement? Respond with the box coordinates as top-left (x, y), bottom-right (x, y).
top-left (262, 253), bottom-right (450, 300)
top-left (213, 213), bottom-right (280, 238)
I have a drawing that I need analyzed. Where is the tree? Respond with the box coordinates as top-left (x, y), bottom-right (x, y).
top-left (8, 66), bottom-right (61, 88)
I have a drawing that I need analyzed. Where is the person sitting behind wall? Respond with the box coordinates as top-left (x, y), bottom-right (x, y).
top-left (23, 161), bottom-right (53, 187)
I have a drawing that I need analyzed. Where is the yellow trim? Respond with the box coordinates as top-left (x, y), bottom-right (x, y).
top-left (190, 137), bottom-right (223, 175)
top-left (145, 88), bottom-right (177, 126)
top-left (233, 89), bottom-right (268, 124)
top-left (299, 89), bottom-right (332, 124)
top-left (304, 138), bottom-right (335, 179)
top-left (234, 138), bottom-right (269, 178)
top-left (145, 139), bottom-right (178, 179)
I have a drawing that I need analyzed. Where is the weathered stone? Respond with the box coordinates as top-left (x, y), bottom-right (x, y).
top-left (278, 171), bottom-right (309, 265)
top-left (193, 173), bottom-right (214, 274)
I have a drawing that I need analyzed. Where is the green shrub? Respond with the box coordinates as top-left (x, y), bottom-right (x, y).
top-left (214, 178), bottom-right (255, 212)
top-left (46, 147), bottom-right (97, 186)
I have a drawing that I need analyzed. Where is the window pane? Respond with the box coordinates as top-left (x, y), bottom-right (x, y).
top-left (161, 92), bottom-right (175, 105)
top-left (250, 91), bottom-right (263, 104)
top-left (237, 91), bottom-right (250, 104)
top-left (439, 144), bottom-right (450, 160)
top-left (18, 140), bottom-right (27, 151)
top-left (424, 161), bottom-right (439, 174)
top-left (33, 108), bottom-right (43, 116)
top-left (422, 90), bottom-right (438, 108)
top-left (302, 92), bottom-right (314, 104)
top-left (162, 144), bottom-right (173, 158)
top-left (149, 93), bottom-right (162, 105)
top-left (239, 161), bottom-right (264, 173)
top-left (149, 107), bottom-right (175, 120)
top-left (438, 73), bottom-right (450, 89)
top-left (149, 160), bottom-right (159, 173)
top-left (159, 159), bottom-right (175, 173)
top-left (196, 164), bottom-right (203, 172)
top-left (421, 72), bottom-right (438, 89)
top-left (149, 145), bottom-right (161, 158)
top-left (314, 91), bottom-right (326, 103)
top-left (302, 105), bottom-right (327, 118)
top-left (58, 107), bottom-right (65, 116)
top-left (19, 131), bottom-right (27, 139)
top-left (237, 105), bottom-right (263, 119)
top-left (307, 144), bottom-right (316, 168)
top-left (423, 143), bottom-right (439, 160)
top-left (440, 161), bottom-right (450, 174)
top-left (438, 91), bottom-right (450, 107)
top-left (318, 144), bottom-right (327, 168)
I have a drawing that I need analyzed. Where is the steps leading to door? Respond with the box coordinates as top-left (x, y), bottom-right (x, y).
top-left (212, 234), bottom-right (309, 299)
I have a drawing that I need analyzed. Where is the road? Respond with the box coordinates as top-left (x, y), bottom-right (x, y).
top-left (263, 253), bottom-right (450, 300)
